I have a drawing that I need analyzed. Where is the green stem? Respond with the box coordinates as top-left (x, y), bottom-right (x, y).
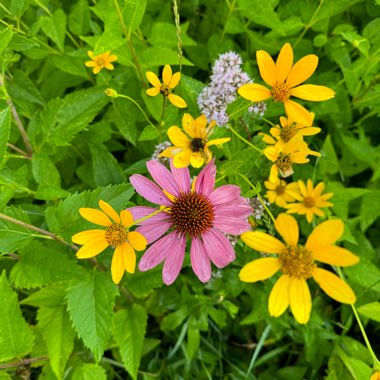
top-left (337, 267), bottom-right (380, 365)
top-left (262, 117), bottom-right (276, 128)
top-left (132, 208), bottom-right (169, 226)
top-left (228, 124), bottom-right (263, 154)
top-left (246, 324), bottom-right (271, 375)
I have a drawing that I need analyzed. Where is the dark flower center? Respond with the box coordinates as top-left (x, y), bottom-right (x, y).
top-left (170, 191), bottom-right (214, 237)
top-left (280, 125), bottom-right (297, 142)
top-left (303, 197), bottom-right (315, 208)
top-left (97, 58), bottom-right (105, 66)
top-left (190, 138), bottom-right (205, 152)
top-left (105, 224), bottom-right (128, 247)
top-left (271, 83), bottom-right (290, 102)
top-left (275, 152), bottom-right (293, 172)
top-left (275, 185), bottom-right (286, 195)
top-left (280, 245), bottom-right (315, 279)
top-left (160, 85), bottom-right (170, 97)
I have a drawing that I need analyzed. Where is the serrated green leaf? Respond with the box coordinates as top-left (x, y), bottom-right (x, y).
top-left (32, 152), bottom-right (61, 186)
top-left (38, 305), bottom-right (75, 379)
top-left (40, 9), bottom-right (67, 52)
top-left (122, 0), bottom-right (146, 38)
top-left (35, 185), bottom-right (70, 200)
top-left (161, 307), bottom-right (189, 331)
top-left (0, 108), bottom-right (11, 170)
top-left (357, 302), bottom-right (380, 323)
top-left (226, 97), bottom-right (252, 121)
top-left (0, 271), bottom-right (34, 362)
top-left (72, 363), bottom-right (107, 380)
top-left (21, 284), bottom-right (67, 308)
top-left (8, 34), bottom-right (39, 51)
top-left (138, 125), bottom-right (160, 141)
top-left (360, 190), bottom-right (380, 232)
top-left (67, 272), bottom-right (118, 362)
top-left (0, 27), bottom-right (13, 55)
top-left (318, 135), bottom-right (340, 175)
top-left (10, 0), bottom-right (28, 18)
top-left (113, 305), bottom-right (147, 380)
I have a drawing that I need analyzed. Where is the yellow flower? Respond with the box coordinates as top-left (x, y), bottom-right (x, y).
top-left (260, 114), bottom-right (321, 148)
top-left (264, 134), bottom-right (320, 182)
top-left (85, 51), bottom-right (118, 74)
top-left (160, 113), bottom-right (230, 168)
top-left (371, 371), bottom-right (380, 380)
top-left (238, 43), bottom-right (335, 126)
top-left (239, 213), bottom-right (359, 324)
top-left (72, 200), bottom-right (147, 284)
top-left (285, 179), bottom-right (333, 223)
top-left (265, 177), bottom-right (300, 208)
top-left (146, 64), bottom-right (187, 108)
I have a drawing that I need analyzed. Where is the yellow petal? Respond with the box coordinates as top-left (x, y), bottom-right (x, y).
top-left (260, 132), bottom-right (277, 144)
top-left (312, 246), bottom-right (359, 267)
top-left (120, 210), bottom-right (133, 227)
top-left (76, 235), bottom-right (109, 259)
top-left (256, 50), bottom-right (276, 87)
top-left (275, 43), bottom-right (293, 83)
top-left (107, 54), bottom-right (118, 63)
top-left (123, 242), bottom-right (136, 273)
top-left (239, 257), bottom-right (281, 282)
top-left (72, 229), bottom-right (106, 245)
top-left (167, 126), bottom-right (190, 146)
top-left (173, 148), bottom-right (192, 168)
top-left (190, 152), bottom-right (204, 168)
top-left (289, 278), bottom-right (312, 324)
top-left (127, 231), bottom-right (147, 251)
top-left (284, 99), bottom-right (313, 126)
top-left (241, 231), bottom-right (286, 254)
top-left (160, 146), bottom-right (181, 158)
top-left (238, 83), bottom-right (272, 102)
top-left (268, 275), bottom-right (291, 317)
top-left (290, 85), bottom-right (335, 101)
top-left (264, 146), bottom-right (278, 162)
top-left (194, 114), bottom-right (207, 137)
top-left (162, 64), bottom-right (172, 86)
top-left (146, 71), bottom-right (161, 88)
top-left (274, 213), bottom-right (299, 246)
top-left (269, 165), bottom-right (279, 183)
top-left (282, 134), bottom-right (304, 154)
top-left (99, 200), bottom-right (120, 223)
top-left (182, 113), bottom-right (195, 138)
top-left (305, 219), bottom-right (344, 251)
top-left (169, 71), bottom-right (181, 89)
top-left (146, 87), bottom-right (160, 96)
top-left (300, 127), bottom-right (321, 136)
top-left (85, 61), bottom-right (97, 67)
top-left (111, 244), bottom-right (125, 284)
top-left (87, 50), bottom-right (94, 58)
top-left (93, 66), bottom-right (102, 74)
top-left (104, 63), bottom-right (114, 70)
top-left (206, 137), bottom-right (231, 147)
top-left (286, 54), bottom-right (319, 88)
top-left (79, 208), bottom-right (112, 226)
top-left (168, 93), bottom-right (187, 108)
top-left (312, 267), bottom-right (356, 304)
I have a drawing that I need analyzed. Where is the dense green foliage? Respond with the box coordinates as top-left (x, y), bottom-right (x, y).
top-left (0, 0), bottom-right (380, 379)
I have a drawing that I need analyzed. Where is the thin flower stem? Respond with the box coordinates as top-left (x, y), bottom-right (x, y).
top-left (228, 124), bottom-right (262, 154)
top-left (262, 117), bottom-right (276, 128)
top-left (132, 208), bottom-right (169, 226)
top-left (246, 324), bottom-right (271, 375)
top-left (0, 356), bottom-right (48, 369)
top-left (116, 94), bottom-right (156, 128)
top-left (337, 267), bottom-right (380, 365)
top-left (6, 143), bottom-right (30, 158)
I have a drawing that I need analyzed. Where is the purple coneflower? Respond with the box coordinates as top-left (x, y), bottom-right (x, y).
top-left (129, 160), bottom-right (252, 285)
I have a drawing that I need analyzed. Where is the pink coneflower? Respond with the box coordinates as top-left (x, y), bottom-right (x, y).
top-left (129, 160), bottom-right (252, 285)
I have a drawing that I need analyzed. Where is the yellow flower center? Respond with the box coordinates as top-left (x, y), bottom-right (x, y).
top-left (303, 197), bottom-right (315, 208)
top-left (97, 58), bottom-right (105, 67)
top-left (160, 85), bottom-right (170, 97)
top-left (275, 152), bottom-right (293, 172)
top-left (280, 125), bottom-right (297, 142)
top-left (190, 138), bottom-right (206, 152)
top-left (170, 191), bottom-right (214, 237)
top-left (275, 185), bottom-right (285, 195)
top-left (280, 245), bottom-right (315, 279)
top-left (271, 83), bottom-right (290, 102)
top-left (105, 224), bottom-right (128, 247)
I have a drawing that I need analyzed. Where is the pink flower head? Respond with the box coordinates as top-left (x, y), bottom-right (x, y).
top-left (129, 159), bottom-right (252, 285)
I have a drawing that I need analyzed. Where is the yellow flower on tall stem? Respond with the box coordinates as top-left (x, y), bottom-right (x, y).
top-left (238, 43), bottom-right (335, 126)
top-left (160, 113), bottom-right (230, 168)
top-left (239, 213), bottom-right (359, 324)
top-left (146, 64), bottom-right (187, 108)
top-left (72, 200), bottom-right (147, 284)
top-left (264, 134), bottom-right (320, 182)
top-left (285, 179), bottom-right (333, 223)
top-left (264, 177), bottom-right (300, 208)
top-left (85, 51), bottom-right (118, 74)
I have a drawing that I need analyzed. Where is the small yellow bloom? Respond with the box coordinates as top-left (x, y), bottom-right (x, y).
top-left (105, 88), bottom-right (118, 98)
top-left (264, 177), bottom-right (299, 208)
top-left (160, 113), bottom-right (230, 168)
top-left (146, 64), bottom-right (187, 108)
top-left (239, 213), bottom-right (359, 324)
top-left (260, 114), bottom-right (321, 148)
top-left (264, 134), bottom-right (320, 182)
top-left (285, 179), bottom-right (333, 223)
top-left (371, 371), bottom-right (380, 380)
top-left (72, 200), bottom-right (147, 284)
top-left (85, 51), bottom-right (118, 74)
top-left (238, 43), bottom-right (335, 126)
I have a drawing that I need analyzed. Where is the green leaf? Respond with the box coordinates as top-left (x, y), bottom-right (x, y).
top-left (122, 0), bottom-right (146, 38)
top-left (72, 363), bottom-right (107, 380)
top-left (180, 75), bottom-right (205, 115)
top-left (0, 27), bottom-right (13, 55)
top-left (38, 305), bottom-right (75, 379)
top-left (68, 0), bottom-right (91, 35)
top-left (148, 22), bottom-right (196, 48)
top-left (67, 271), bottom-right (119, 362)
top-left (138, 125), bottom-right (160, 141)
top-left (141, 47), bottom-right (193, 67)
top-left (32, 152), bottom-right (61, 186)
top-left (35, 185), bottom-right (70, 200)
top-left (0, 271), bottom-right (34, 362)
top-left (9, 0), bottom-right (28, 18)
top-left (123, 267), bottom-right (163, 298)
top-left (0, 108), bottom-right (11, 170)
top-left (21, 284), bottom-right (67, 308)
top-left (345, 257), bottom-right (380, 294)
top-left (357, 302), bottom-right (380, 323)
top-left (360, 190), bottom-right (380, 232)
top-left (113, 305), bottom-right (148, 380)
top-left (226, 97), bottom-right (252, 121)
top-left (318, 135), bottom-right (340, 175)
top-left (40, 9), bottom-right (67, 52)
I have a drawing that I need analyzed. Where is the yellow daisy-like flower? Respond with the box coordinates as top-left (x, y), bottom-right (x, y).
top-left (85, 51), bottom-right (118, 74)
top-left (238, 43), bottom-right (335, 126)
top-left (146, 64), bottom-right (187, 108)
top-left (264, 134), bottom-right (320, 182)
top-left (240, 213), bottom-right (359, 324)
top-left (160, 113), bottom-right (231, 168)
top-left (260, 114), bottom-right (321, 148)
top-left (371, 371), bottom-right (380, 380)
top-left (72, 200), bottom-right (147, 284)
top-left (264, 177), bottom-right (300, 208)
top-left (285, 179), bottom-right (333, 223)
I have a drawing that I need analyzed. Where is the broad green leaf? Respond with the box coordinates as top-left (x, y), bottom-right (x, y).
top-left (0, 271), bottom-right (34, 362)
top-left (35, 185), bottom-right (70, 200)
top-left (161, 307), bottom-right (189, 331)
top-left (357, 302), bottom-right (380, 323)
top-left (72, 363), bottom-right (107, 380)
top-left (226, 97), bottom-right (252, 121)
top-left (0, 27), bottom-right (13, 55)
top-left (38, 305), bottom-right (75, 379)
top-left (345, 257), bottom-right (380, 294)
top-left (123, 267), bottom-right (163, 298)
top-left (0, 108), bottom-right (11, 170)
top-left (8, 34), bottom-right (39, 51)
top-left (360, 190), bottom-right (380, 232)
top-left (180, 75), bottom-right (205, 115)
top-left (113, 305), bottom-right (148, 380)
top-left (0, 372), bottom-right (12, 380)
top-left (141, 47), bottom-right (193, 67)
top-left (93, 28), bottom-right (126, 55)
top-left (21, 284), bottom-right (67, 308)
top-left (40, 9), bottom-right (67, 52)
top-left (317, 135), bottom-right (340, 175)
top-left (122, 0), bottom-right (146, 38)
top-left (68, 0), bottom-right (91, 35)
top-left (67, 272), bottom-right (119, 362)
top-left (32, 152), bottom-right (61, 187)
top-left (148, 22), bottom-right (196, 48)
top-left (138, 125), bottom-right (160, 141)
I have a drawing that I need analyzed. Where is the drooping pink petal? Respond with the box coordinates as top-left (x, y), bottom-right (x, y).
top-left (202, 228), bottom-right (236, 268)
top-left (190, 237), bottom-right (211, 283)
top-left (128, 206), bottom-right (171, 224)
top-left (138, 231), bottom-right (177, 271)
top-left (147, 160), bottom-right (180, 197)
top-left (162, 233), bottom-right (186, 285)
top-left (214, 203), bottom-right (253, 219)
top-left (130, 174), bottom-right (172, 206)
top-left (170, 159), bottom-right (190, 193)
top-left (136, 221), bottom-right (172, 244)
top-left (195, 159), bottom-right (216, 196)
top-left (213, 216), bottom-right (251, 235)
top-left (209, 185), bottom-right (241, 206)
